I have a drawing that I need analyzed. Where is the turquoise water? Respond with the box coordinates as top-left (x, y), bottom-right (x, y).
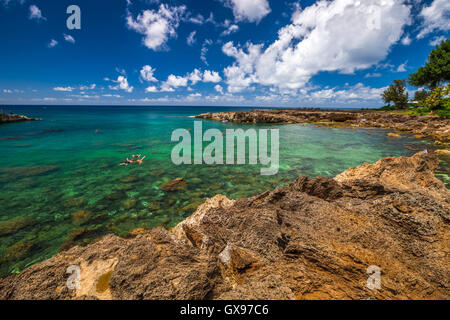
top-left (0, 106), bottom-right (444, 276)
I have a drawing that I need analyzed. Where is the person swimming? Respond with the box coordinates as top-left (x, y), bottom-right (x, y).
top-left (136, 156), bottom-right (146, 165)
top-left (120, 155), bottom-right (145, 166)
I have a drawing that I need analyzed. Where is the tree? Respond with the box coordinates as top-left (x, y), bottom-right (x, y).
top-left (381, 80), bottom-right (409, 109)
top-left (408, 38), bottom-right (450, 89)
top-left (413, 89), bottom-right (429, 105)
top-left (424, 84), bottom-right (450, 110)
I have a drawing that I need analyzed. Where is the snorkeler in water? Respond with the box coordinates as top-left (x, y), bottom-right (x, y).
top-left (136, 156), bottom-right (146, 165)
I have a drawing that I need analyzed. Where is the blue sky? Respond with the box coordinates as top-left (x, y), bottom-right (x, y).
top-left (0, 0), bottom-right (448, 108)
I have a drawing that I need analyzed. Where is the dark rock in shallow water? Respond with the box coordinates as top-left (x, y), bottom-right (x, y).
top-left (161, 177), bottom-right (187, 191)
top-left (71, 210), bottom-right (92, 226)
top-left (0, 166), bottom-right (59, 180)
top-left (0, 242), bottom-right (35, 264)
top-left (0, 218), bottom-right (36, 237)
top-left (120, 175), bottom-right (140, 183)
top-left (64, 198), bottom-right (86, 208)
top-left (59, 228), bottom-right (103, 252)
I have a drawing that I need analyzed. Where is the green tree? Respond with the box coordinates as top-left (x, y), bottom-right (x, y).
top-left (381, 80), bottom-right (409, 109)
top-left (408, 38), bottom-right (450, 89)
top-left (413, 89), bottom-right (429, 105)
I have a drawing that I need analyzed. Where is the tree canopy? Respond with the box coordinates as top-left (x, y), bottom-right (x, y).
top-left (381, 80), bottom-right (409, 109)
top-left (408, 38), bottom-right (450, 89)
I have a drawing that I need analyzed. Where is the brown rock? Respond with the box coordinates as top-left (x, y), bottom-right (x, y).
top-left (71, 210), bottom-right (92, 226)
top-left (161, 177), bottom-right (187, 191)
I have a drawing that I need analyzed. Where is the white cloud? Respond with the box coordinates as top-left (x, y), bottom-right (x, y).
top-left (429, 35), bottom-right (447, 46)
top-left (203, 70), bottom-right (222, 83)
top-left (79, 84), bottom-right (96, 90)
top-left (417, 0), bottom-right (450, 39)
top-left (225, 0), bottom-right (271, 23)
top-left (166, 74), bottom-right (188, 87)
top-left (63, 34), bottom-right (75, 44)
top-left (140, 65), bottom-right (158, 82)
top-left (215, 84), bottom-right (224, 94)
top-left (53, 86), bottom-right (74, 92)
top-left (396, 61), bottom-right (408, 72)
top-left (145, 86), bottom-right (159, 93)
top-left (201, 39), bottom-right (213, 65)
top-left (29, 5), bottom-right (46, 22)
top-left (126, 4), bottom-right (186, 51)
top-left (222, 0), bottom-right (411, 93)
top-left (309, 83), bottom-right (387, 102)
top-left (221, 24), bottom-right (239, 36)
top-left (188, 69), bottom-right (203, 84)
top-left (187, 31), bottom-right (197, 46)
top-left (401, 34), bottom-right (412, 45)
top-left (365, 73), bottom-right (382, 78)
top-left (48, 39), bottom-right (58, 48)
top-left (109, 76), bottom-right (134, 93)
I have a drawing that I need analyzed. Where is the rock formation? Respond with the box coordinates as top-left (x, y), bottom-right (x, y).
top-left (0, 152), bottom-right (448, 300)
top-left (0, 113), bottom-right (41, 124)
top-left (196, 109), bottom-right (450, 143)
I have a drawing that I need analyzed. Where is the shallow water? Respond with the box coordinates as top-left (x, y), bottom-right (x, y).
top-left (0, 106), bottom-right (446, 276)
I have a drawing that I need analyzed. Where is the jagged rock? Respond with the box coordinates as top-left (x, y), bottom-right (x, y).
top-left (0, 152), bottom-right (449, 300)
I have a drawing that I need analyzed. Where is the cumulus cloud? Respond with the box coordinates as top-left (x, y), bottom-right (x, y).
top-left (140, 65), bottom-right (158, 82)
top-left (126, 4), bottom-right (186, 51)
top-left (203, 70), bottom-right (222, 83)
top-left (145, 86), bottom-right (159, 93)
top-left (417, 0), bottom-right (450, 39)
top-left (109, 76), bottom-right (134, 93)
top-left (63, 34), bottom-right (75, 44)
top-left (215, 84), bottom-right (224, 94)
top-left (159, 69), bottom-right (222, 92)
top-left (225, 0), bottom-right (271, 23)
top-left (222, 0), bottom-right (411, 93)
top-left (29, 5), bottom-right (46, 22)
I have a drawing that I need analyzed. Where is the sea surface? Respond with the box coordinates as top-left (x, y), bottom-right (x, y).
top-left (0, 105), bottom-right (447, 276)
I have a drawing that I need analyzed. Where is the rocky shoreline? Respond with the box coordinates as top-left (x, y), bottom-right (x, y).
top-left (0, 113), bottom-right (41, 124)
top-left (0, 151), bottom-right (448, 300)
top-left (196, 109), bottom-right (450, 144)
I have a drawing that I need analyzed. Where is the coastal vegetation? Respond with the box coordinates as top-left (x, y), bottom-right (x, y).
top-left (381, 38), bottom-right (450, 118)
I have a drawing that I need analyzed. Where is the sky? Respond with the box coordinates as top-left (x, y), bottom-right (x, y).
top-left (0, 0), bottom-right (449, 108)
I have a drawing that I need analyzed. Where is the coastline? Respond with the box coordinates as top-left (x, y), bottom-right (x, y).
top-left (196, 109), bottom-right (450, 145)
top-left (1, 151), bottom-right (448, 300)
